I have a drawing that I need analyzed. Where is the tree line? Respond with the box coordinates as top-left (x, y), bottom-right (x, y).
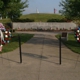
top-left (0, 0), bottom-right (28, 19)
top-left (60, 0), bottom-right (80, 20)
top-left (0, 0), bottom-right (80, 20)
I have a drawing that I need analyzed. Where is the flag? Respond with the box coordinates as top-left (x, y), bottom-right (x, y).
top-left (54, 8), bottom-right (57, 14)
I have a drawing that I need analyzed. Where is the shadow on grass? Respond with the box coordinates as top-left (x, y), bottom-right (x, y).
top-left (62, 40), bottom-right (80, 54)
top-left (62, 40), bottom-right (80, 47)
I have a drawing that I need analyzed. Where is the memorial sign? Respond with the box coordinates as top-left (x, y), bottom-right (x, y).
top-left (61, 32), bottom-right (68, 41)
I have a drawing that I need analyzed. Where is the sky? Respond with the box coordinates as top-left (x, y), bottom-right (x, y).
top-left (22, 0), bottom-right (62, 14)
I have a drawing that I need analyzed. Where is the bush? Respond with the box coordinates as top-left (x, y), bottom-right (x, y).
top-left (12, 18), bottom-right (34, 22)
top-left (5, 23), bottom-right (12, 28)
top-left (47, 18), bottom-right (72, 22)
top-left (10, 29), bottom-right (15, 32)
top-left (3, 22), bottom-right (12, 30)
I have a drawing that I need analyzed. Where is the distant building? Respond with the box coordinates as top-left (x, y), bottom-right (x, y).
top-left (36, 9), bottom-right (39, 13)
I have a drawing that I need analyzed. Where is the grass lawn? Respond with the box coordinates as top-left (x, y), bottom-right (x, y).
top-left (0, 19), bottom-right (11, 23)
top-left (56, 33), bottom-right (80, 54)
top-left (20, 13), bottom-right (64, 22)
top-left (0, 33), bottom-right (34, 53)
top-left (0, 13), bottom-right (65, 23)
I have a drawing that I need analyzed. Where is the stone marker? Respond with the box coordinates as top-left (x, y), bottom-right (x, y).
top-left (61, 32), bottom-right (68, 41)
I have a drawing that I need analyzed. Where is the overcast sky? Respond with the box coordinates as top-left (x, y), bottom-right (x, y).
top-left (22, 0), bottom-right (62, 14)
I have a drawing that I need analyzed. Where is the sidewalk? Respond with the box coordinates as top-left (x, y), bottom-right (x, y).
top-left (0, 32), bottom-right (80, 80)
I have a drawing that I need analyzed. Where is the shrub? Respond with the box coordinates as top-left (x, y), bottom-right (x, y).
top-left (10, 29), bottom-right (15, 32)
top-left (12, 18), bottom-right (34, 22)
top-left (47, 18), bottom-right (72, 22)
top-left (5, 23), bottom-right (12, 28)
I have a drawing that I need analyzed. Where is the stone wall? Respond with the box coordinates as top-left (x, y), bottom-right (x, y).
top-left (13, 22), bottom-right (77, 30)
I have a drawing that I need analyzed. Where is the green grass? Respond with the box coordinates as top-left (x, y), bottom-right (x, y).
top-left (20, 13), bottom-right (65, 22)
top-left (0, 19), bottom-right (11, 23)
top-left (0, 13), bottom-right (64, 23)
top-left (56, 33), bottom-right (80, 54)
top-left (0, 33), bottom-right (34, 53)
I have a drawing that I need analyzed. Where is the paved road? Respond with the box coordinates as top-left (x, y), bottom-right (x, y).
top-left (0, 31), bottom-right (80, 80)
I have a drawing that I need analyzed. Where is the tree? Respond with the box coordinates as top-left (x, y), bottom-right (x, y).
top-left (59, 0), bottom-right (80, 19)
top-left (0, 0), bottom-right (28, 19)
top-left (0, 0), bottom-right (3, 8)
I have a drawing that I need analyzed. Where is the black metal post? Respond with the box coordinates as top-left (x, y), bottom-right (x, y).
top-left (18, 35), bottom-right (22, 63)
top-left (59, 36), bottom-right (61, 65)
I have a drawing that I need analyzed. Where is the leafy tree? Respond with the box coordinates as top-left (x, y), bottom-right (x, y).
top-left (59, 0), bottom-right (80, 19)
top-left (0, 0), bottom-right (28, 19)
top-left (0, 0), bottom-right (3, 8)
